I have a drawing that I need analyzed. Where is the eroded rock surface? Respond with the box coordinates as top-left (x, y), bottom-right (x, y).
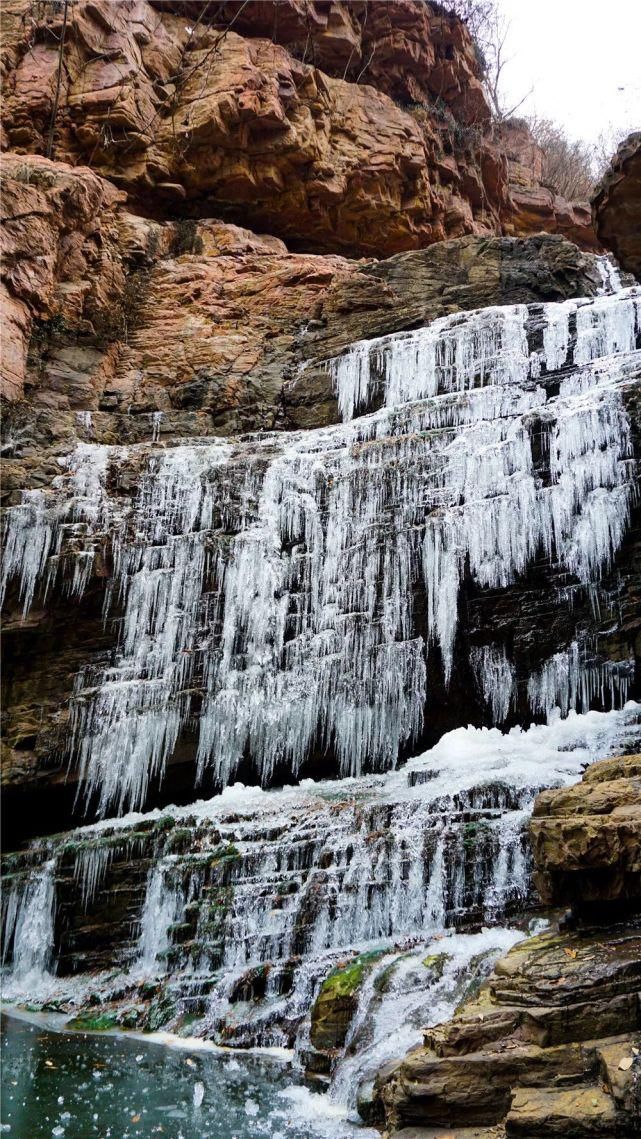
top-left (376, 923), bottom-right (641, 1135)
top-left (1, 0), bottom-right (596, 261)
top-left (151, 0), bottom-right (492, 124)
top-left (593, 132), bottom-right (641, 281)
top-left (531, 753), bottom-right (641, 910)
top-left (0, 144), bottom-right (599, 419)
top-left (374, 752), bottom-right (641, 1137)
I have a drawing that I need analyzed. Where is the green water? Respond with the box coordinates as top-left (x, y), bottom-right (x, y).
top-left (0, 1014), bottom-right (367, 1138)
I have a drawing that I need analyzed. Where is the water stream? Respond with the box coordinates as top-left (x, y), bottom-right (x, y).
top-left (2, 259), bottom-right (640, 1132)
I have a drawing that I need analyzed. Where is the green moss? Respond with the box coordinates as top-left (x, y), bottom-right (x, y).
top-left (165, 827), bottom-right (194, 853)
top-left (319, 949), bottom-right (386, 1001)
top-left (67, 1012), bottom-right (119, 1032)
top-left (210, 843), bottom-right (240, 866)
top-left (146, 993), bottom-right (176, 1032)
top-left (422, 951), bottom-right (450, 978)
top-left (373, 961), bottom-right (397, 994)
top-left (463, 820), bottom-right (490, 850)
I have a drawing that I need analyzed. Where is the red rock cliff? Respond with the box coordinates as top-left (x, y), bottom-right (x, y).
top-left (2, 0), bottom-right (594, 258)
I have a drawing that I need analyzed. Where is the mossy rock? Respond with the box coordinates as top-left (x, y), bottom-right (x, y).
top-left (165, 827), bottom-right (194, 853)
top-left (116, 1005), bottom-right (145, 1029)
top-left (463, 821), bottom-right (491, 849)
top-left (67, 1011), bottom-right (119, 1032)
top-left (155, 815), bottom-right (176, 832)
top-left (373, 961), bottom-right (397, 995)
top-left (422, 951), bottom-right (450, 979)
top-left (145, 993), bottom-right (176, 1032)
top-left (320, 949), bottom-right (386, 1000)
top-left (310, 949), bottom-right (386, 1052)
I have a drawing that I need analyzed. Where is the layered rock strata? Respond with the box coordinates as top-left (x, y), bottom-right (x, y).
top-left (1, 0), bottom-right (595, 267)
top-left (3, 267), bottom-right (639, 843)
top-left (531, 752), bottom-right (641, 912)
top-left (374, 753), bottom-right (641, 1137)
top-left (0, 145), bottom-right (600, 416)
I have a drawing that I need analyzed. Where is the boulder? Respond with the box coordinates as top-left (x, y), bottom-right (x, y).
top-left (530, 754), bottom-right (641, 908)
top-left (375, 926), bottom-right (641, 1134)
top-left (593, 132), bottom-right (641, 280)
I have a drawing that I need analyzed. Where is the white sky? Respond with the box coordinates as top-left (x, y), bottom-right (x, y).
top-left (496, 0), bottom-right (641, 144)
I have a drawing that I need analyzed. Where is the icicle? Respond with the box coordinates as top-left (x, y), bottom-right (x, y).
top-left (151, 411), bottom-right (163, 442)
top-left (73, 845), bottom-right (115, 910)
top-left (470, 644), bottom-right (515, 724)
top-left (528, 642), bottom-right (636, 721)
top-left (2, 289), bottom-right (638, 815)
top-left (596, 254), bottom-right (624, 295)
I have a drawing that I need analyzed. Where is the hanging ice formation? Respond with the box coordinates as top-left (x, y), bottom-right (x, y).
top-left (1, 282), bottom-right (639, 816)
top-left (527, 640), bottom-right (635, 721)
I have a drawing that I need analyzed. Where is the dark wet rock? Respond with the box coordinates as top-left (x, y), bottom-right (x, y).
top-left (593, 133), bottom-right (641, 281)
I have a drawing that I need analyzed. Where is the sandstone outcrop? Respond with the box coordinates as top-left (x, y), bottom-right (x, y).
top-left (499, 120), bottom-right (596, 250)
top-left (151, 0), bottom-right (492, 126)
top-left (0, 153), bottom-right (125, 401)
top-left (531, 753), bottom-right (641, 910)
top-left (593, 132), bottom-right (641, 281)
top-left (1, 0), bottom-right (596, 260)
top-left (0, 140), bottom-right (599, 418)
top-left (373, 753), bottom-right (641, 1136)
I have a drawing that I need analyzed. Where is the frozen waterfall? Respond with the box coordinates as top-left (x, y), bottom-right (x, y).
top-left (1, 284), bottom-right (639, 816)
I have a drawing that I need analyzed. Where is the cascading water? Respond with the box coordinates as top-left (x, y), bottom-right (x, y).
top-left (2, 263), bottom-right (640, 1134)
top-left (1, 861), bottom-right (56, 992)
top-left (136, 861), bottom-right (183, 976)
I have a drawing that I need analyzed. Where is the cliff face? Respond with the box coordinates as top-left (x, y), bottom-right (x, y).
top-left (0, 0), bottom-right (635, 843)
top-left (1, 7), bottom-right (640, 1120)
top-left (593, 132), bottom-right (641, 281)
top-left (1, 0), bottom-right (594, 263)
top-left (0, 0), bottom-right (599, 406)
top-left (5, 212), bottom-right (640, 844)
top-left (0, 145), bottom-right (600, 414)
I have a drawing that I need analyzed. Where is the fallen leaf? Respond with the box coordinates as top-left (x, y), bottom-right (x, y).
top-left (619, 1056), bottom-right (633, 1071)
top-left (563, 947), bottom-right (577, 959)
top-left (131, 1114), bottom-right (141, 1123)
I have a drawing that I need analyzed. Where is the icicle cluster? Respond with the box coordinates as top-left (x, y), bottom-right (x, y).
top-left (330, 286), bottom-right (640, 421)
top-left (527, 641), bottom-right (635, 721)
top-left (2, 286), bottom-right (639, 815)
top-left (471, 644), bottom-right (516, 723)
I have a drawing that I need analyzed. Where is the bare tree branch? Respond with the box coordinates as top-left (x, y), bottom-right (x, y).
top-left (46, 0), bottom-right (69, 159)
